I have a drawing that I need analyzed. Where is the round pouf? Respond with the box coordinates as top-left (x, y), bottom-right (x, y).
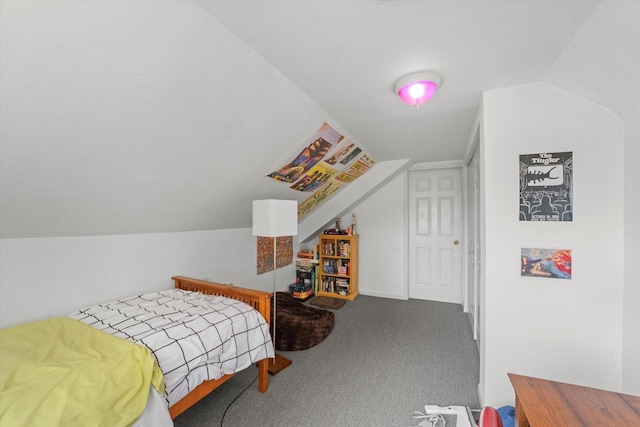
top-left (271, 292), bottom-right (334, 351)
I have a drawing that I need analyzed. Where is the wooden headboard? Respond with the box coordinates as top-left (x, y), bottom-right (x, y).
top-left (172, 276), bottom-right (271, 325)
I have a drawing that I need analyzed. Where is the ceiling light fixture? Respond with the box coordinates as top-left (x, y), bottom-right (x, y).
top-left (394, 71), bottom-right (442, 107)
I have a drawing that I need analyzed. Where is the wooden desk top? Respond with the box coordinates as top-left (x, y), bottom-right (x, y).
top-left (508, 373), bottom-right (640, 427)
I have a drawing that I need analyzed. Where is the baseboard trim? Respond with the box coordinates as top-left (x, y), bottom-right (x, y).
top-left (358, 290), bottom-right (407, 300)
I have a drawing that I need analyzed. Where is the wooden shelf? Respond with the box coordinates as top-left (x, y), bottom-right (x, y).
top-left (317, 234), bottom-right (358, 301)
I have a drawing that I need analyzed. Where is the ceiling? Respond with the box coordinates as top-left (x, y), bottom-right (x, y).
top-left (197, 0), bottom-right (601, 162)
top-left (1, 0), bottom-right (637, 238)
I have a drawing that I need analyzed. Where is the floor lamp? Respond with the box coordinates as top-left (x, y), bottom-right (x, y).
top-left (252, 199), bottom-right (298, 375)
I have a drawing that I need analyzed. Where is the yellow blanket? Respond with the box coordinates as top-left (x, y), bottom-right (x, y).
top-left (0, 317), bottom-right (164, 427)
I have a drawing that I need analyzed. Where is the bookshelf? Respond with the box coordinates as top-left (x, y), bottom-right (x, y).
top-left (317, 234), bottom-right (358, 301)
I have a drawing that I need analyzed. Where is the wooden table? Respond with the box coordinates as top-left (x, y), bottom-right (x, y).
top-left (508, 373), bottom-right (640, 427)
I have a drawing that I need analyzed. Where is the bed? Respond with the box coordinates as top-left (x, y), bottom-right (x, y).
top-left (0, 276), bottom-right (273, 425)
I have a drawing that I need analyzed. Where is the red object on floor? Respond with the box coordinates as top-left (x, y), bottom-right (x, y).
top-left (478, 406), bottom-right (503, 427)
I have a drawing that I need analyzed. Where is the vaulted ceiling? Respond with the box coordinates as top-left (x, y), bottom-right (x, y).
top-left (1, 0), bottom-right (637, 238)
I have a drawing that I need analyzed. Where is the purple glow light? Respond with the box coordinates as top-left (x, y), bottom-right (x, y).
top-left (397, 80), bottom-right (439, 106)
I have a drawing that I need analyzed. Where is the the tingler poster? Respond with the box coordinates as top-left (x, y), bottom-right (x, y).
top-left (519, 151), bottom-right (573, 221)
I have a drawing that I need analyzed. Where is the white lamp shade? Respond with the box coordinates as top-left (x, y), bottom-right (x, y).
top-left (252, 199), bottom-right (298, 237)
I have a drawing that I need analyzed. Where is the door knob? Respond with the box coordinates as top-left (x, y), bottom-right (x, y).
top-left (454, 240), bottom-right (459, 245)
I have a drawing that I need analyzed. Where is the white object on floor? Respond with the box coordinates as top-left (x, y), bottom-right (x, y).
top-left (422, 405), bottom-right (476, 427)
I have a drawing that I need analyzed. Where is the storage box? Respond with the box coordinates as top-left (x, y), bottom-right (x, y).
top-left (291, 289), bottom-right (314, 300)
top-left (289, 283), bottom-right (311, 292)
top-left (289, 283), bottom-right (314, 300)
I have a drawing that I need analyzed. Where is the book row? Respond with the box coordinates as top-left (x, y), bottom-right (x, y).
top-left (321, 240), bottom-right (351, 257)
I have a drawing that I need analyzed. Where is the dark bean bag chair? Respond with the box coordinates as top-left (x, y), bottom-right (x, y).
top-left (271, 292), bottom-right (334, 351)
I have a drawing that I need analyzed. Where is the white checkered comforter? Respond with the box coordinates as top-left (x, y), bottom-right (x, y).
top-left (70, 289), bottom-right (274, 406)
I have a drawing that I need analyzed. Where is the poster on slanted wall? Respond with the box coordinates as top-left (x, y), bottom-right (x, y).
top-left (290, 162), bottom-right (338, 192)
top-left (297, 151), bottom-right (377, 218)
top-left (521, 248), bottom-right (572, 279)
top-left (289, 139), bottom-right (367, 192)
top-left (324, 139), bottom-right (357, 166)
top-left (267, 122), bottom-right (343, 184)
top-left (297, 181), bottom-right (344, 219)
top-left (334, 153), bottom-right (378, 183)
top-left (519, 151), bottom-right (573, 221)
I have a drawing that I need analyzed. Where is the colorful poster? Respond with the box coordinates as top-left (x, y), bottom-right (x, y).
top-left (339, 147), bottom-right (362, 165)
top-left (324, 140), bottom-right (356, 166)
top-left (335, 153), bottom-right (377, 183)
top-left (266, 122), bottom-right (379, 218)
top-left (519, 152), bottom-right (573, 221)
top-left (267, 122), bottom-right (343, 183)
top-left (290, 162), bottom-right (338, 192)
top-left (257, 236), bottom-right (293, 275)
top-left (296, 150), bottom-right (377, 217)
top-left (521, 248), bottom-right (572, 279)
top-left (298, 181), bottom-right (344, 219)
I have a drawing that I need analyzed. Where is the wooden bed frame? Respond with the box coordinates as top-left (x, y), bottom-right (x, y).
top-left (168, 276), bottom-right (272, 419)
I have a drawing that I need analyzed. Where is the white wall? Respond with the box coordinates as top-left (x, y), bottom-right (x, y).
top-left (0, 170), bottom-right (408, 328)
top-left (0, 229), bottom-right (295, 328)
top-left (348, 172), bottom-right (408, 300)
top-left (0, 171), bottom-right (407, 328)
top-left (0, 0), bottom-right (329, 238)
top-left (480, 82), bottom-right (624, 406)
top-left (539, 0), bottom-right (640, 396)
top-left (300, 172), bottom-right (408, 300)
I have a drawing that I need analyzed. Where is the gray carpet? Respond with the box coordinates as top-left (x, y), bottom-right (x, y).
top-left (173, 295), bottom-right (480, 427)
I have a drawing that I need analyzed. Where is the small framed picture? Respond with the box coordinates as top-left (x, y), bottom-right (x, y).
top-left (521, 248), bottom-right (572, 279)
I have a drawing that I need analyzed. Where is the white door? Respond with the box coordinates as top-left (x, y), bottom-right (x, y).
top-left (408, 168), bottom-right (463, 303)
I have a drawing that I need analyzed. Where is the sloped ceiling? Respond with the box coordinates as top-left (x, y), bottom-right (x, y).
top-left (543, 1), bottom-right (640, 154)
top-left (197, 0), bottom-right (600, 161)
top-left (1, 0), bottom-right (636, 239)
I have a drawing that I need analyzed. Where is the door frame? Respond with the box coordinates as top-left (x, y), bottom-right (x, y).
top-left (465, 142), bottom-right (480, 341)
top-left (463, 124), bottom-right (481, 343)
